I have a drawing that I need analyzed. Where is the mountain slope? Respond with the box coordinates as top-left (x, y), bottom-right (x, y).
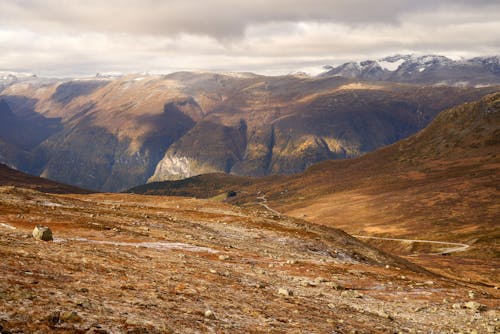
top-left (0, 64), bottom-right (498, 191)
top-left (130, 93), bottom-right (500, 258)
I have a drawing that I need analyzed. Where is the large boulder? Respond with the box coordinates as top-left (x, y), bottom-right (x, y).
top-left (33, 225), bottom-right (53, 241)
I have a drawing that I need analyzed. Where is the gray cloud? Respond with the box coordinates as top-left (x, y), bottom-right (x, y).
top-left (0, 1), bottom-right (499, 76)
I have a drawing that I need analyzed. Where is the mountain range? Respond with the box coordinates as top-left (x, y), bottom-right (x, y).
top-left (320, 54), bottom-right (500, 86)
top-left (0, 55), bottom-right (498, 192)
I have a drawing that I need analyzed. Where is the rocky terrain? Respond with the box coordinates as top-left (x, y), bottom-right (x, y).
top-left (0, 184), bottom-right (498, 333)
top-left (130, 93), bottom-right (500, 287)
top-left (0, 60), bottom-right (498, 192)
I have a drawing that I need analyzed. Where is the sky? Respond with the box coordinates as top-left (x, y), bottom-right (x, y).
top-left (0, 0), bottom-right (499, 77)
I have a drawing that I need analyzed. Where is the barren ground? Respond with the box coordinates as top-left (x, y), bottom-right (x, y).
top-left (0, 186), bottom-right (498, 333)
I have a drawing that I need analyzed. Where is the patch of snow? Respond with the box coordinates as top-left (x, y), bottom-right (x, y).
top-left (378, 59), bottom-right (405, 71)
top-left (418, 67), bottom-right (426, 72)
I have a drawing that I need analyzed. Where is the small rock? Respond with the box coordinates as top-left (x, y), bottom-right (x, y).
top-left (378, 311), bottom-right (393, 320)
top-left (314, 277), bottom-right (328, 284)
top-left (218, 255), bottom-right (230, 261)
top-left (486, 325), bottom-right (496, 333)
top-left (326, 282), bottom-right (344, 290)
top-left (468, 291), bottom-right (476, 298)
top-left (85, 327), bottom-right (108, 334)
top-left (341, 290), bottom-right (363, 298)
top-left (47, 311), bottom-right (60, 325)
top-left (204, 310), bottom-right (216, 319)
top-left (209, 269), bottom-right (217, 274)
top-left (60, 311), bottom-right (81, 322)
top-left (286, 260), bottom-right (297, 264)
top-left (77, 300), bottom-right (91, 309)
top-left (464, 301), bottom-right (486, 312)
top-left (278, 288), bottom-right (293, 297)
top-left (423, 281), bottom-right (434, 286)
top-left (452, 303), bottom-right (463, 310)
top-left (33, 225), bottom-right (53, 241)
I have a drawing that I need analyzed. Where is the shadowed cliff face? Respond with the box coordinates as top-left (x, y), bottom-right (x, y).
top-left (0, 73), bottom-right (497, 191)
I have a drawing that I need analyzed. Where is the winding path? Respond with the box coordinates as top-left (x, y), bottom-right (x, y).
top-left (255, 195), bottom-right (470, 255)
top-left (352, 235), bottom-right (470, 255)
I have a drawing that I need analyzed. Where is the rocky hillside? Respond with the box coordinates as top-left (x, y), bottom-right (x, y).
top-left (0, 69), bottom-right (497, 191)
top-left (1, 186), bottom-right (498, 333)
top-left (129, 93), bottom-right (500, 284)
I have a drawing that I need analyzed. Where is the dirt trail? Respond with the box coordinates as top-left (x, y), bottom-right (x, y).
top-left (256, 195), bottom-right (470, 255)
top-left (352, 235), bottom-right (470, 255)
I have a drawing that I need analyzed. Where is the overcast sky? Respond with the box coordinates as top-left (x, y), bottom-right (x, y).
top-left (1, 0), bottom-right (499, 76)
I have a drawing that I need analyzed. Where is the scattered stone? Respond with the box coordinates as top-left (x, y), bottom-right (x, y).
top-left (47, 311), bottom-right (60, 325)
top-left (60, 311), bottom-right (81, 322)
top-left (85, 327), bottom-right (108, 334)
top-left (77, 300), bottom-right (91, 309)
top-left (378, 311), bottom-right (393, 320)
top-left (464, 301), bottom-right (486, 312)
top-left (33, 225), bottom-right (53, 241)
top-left (341, 290), bottom-right (363, 298)
top-left (204, 310), bottom-right (216, 319)
top-left (486, 325), bottom-right (496, 333)
top-left (452, 303), bottom-right (463, 310)
top-left (326, 282), bottom-right (344, 290)
top-left (278, 288), bottom-right (293, 297)
top-left (314, 277), bottom-right (328, 284)
top-left (468, 291), bottom-right (476, 299)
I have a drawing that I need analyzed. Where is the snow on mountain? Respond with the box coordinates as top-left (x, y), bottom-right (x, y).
top-left (319, 55), bottom-right (500, 85)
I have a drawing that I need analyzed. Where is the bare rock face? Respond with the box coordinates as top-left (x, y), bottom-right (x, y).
top-left (32, 225), bottom-right (53, 241)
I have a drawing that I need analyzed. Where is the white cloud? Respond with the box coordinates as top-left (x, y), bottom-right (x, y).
top-left (0, 1), bottom-right (498, 76)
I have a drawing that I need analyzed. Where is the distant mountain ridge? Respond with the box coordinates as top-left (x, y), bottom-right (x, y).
top-left (0, 55), bottom-right (498, 191)
top-left (320, 55), bottom-right (500, 86)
